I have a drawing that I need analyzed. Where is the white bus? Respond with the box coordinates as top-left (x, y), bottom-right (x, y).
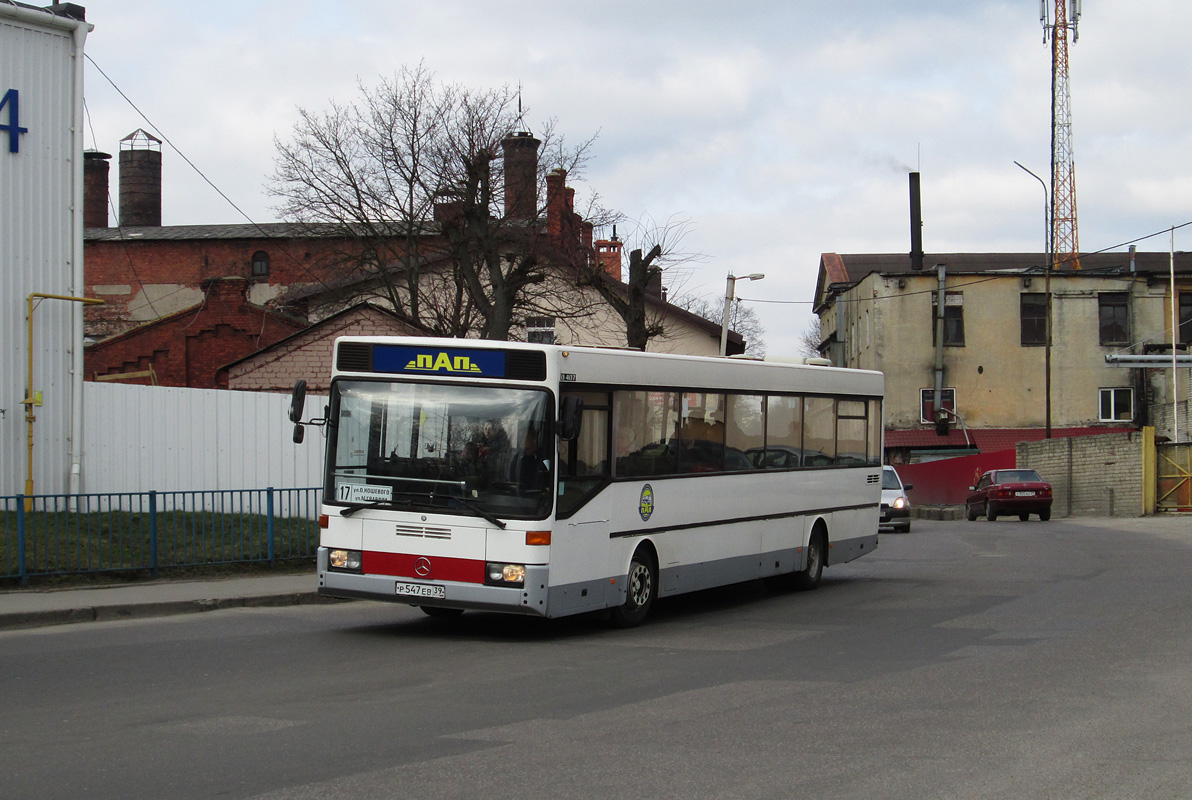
top-left (291, 337), bottom-right (884, 626)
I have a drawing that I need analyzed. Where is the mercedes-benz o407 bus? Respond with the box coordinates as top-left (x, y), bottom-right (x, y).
top-left (290, 337), bottom-right (884, 626)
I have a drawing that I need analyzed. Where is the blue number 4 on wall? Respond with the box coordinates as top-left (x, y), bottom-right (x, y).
top-left (1, 89), bottom-right (29, 153)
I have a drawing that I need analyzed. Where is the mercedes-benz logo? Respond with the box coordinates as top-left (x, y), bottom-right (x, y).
top-left (415, 557), bottom-right (432, 578)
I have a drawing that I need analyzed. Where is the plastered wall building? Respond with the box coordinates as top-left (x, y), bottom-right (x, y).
top-left (813, 250), bottom-right (1192, 462)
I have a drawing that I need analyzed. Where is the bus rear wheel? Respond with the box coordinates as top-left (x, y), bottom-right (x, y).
top-left (609, 549), bottom-right (656, 628)
top-left (795, 528), bottom-right (825, 590)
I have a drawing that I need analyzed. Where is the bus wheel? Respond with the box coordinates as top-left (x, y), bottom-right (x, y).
top-left (609, 549), bottom-right (656, 628)
top-left (420, 606), bottom-right (464, 619)
top-left (795, 528), bottom-right (826, 590)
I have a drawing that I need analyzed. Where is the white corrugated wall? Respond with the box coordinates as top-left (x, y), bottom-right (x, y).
top-left (81, 384), bottom-right (326, 494)
top-left (0, 7), bottom-right (90, 496)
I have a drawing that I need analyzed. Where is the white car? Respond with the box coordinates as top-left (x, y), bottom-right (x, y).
top-left (880, 465), bottom-right (913, 533)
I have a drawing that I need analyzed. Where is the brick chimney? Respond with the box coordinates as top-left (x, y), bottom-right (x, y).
top-left (119, 129), bottom-right (162, 227)
top-left (83, 150), bottom-right (111, 228)
top-left (501, 131), bottom-right (541, 220)
top-left (546, 169), bottom-right (567, 238)
top-left (595, 235), bottom-right (623, 282)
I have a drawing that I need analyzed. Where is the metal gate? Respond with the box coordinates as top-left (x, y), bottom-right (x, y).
top-left (1156, 443), bottom-right (1192, 513)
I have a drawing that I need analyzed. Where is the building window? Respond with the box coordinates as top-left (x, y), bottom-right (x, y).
top-left (1098, 292), bottom-right (1129, 346)
top-left (1020, 293), bottom-right (1047, 346)
top-left (931, 293), bottom-right (965, 346)
top-left (1099, 387), bottom-right (1133, 422)
top-left (525, 316), bottom-right (556, 345)
top-left (1180, 292), bottom-right (1192, 345)
top-left (920, 388), bottom-right (956, 424)
top-left (251, 251), bottom-right (270, 280)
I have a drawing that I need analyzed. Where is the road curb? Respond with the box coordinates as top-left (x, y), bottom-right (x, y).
top-left (0, 592), bottom-right (344, 631)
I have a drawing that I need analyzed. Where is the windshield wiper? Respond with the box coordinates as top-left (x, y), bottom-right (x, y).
top-left (339, 499), bottom-right (409, 517)
top-left (338, 494), bottom-right (505, 529)
top-left (451, 497), bottom-right (507, 529)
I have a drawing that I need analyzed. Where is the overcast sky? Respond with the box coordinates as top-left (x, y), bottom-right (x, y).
top-left (79, 0), bottom-right (1192, 355)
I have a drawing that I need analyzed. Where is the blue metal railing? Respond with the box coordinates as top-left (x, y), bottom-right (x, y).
top-left (1, 487), bottom-right (322, 586)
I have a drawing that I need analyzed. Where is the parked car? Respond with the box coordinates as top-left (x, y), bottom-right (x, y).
top-left (966, 469), bottom-right (1053, 521)
top-left (880, 465), bottom-right (913, 532)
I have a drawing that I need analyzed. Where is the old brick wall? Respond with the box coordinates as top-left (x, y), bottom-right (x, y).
top-left (85, 278), bottom-right (306, 389)
top-left (83, 233), bottom-right (374, 339)
top-left (1017, 431), bottom-right (1145, 517)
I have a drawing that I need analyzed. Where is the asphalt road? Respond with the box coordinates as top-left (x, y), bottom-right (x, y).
top-left (3, 517), bottom-right (1191, 800)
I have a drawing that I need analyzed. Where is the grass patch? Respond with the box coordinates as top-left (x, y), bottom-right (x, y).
top-left (2, 507), bottom-right (319, 581)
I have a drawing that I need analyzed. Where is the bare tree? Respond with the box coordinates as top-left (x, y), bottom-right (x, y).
top-left (269, 64), bottom-right (599, 339)
top-left (671, 291), bottom-right (768, 357)
top-left (577, 216), bottom-right (698, 350)
top-left (798, 315), bottom-right (823, 358)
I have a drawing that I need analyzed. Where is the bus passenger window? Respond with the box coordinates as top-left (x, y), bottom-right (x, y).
top-left (615, 390), bottom-right (680, 477)
top-left (764, 395), bottom-right (803, 468)
top-left (836, 399), bottom-right (868, 466)
top-left (726, 394), bottom-right (764, 471)
top-left (803, 396), bottom-right (836, 467)
top-left (677, 393), bottom-right (725, 473)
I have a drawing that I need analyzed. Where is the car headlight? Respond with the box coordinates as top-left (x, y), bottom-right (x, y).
top-left (486, 562), bottom-right (525, 586)
top-left (328, 549), bottom-right (363, 572)
top-left (893, 497), bottom-right (907, 509)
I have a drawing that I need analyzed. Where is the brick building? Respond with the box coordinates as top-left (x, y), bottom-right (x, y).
top-left (84, 277), bottom-right (307, 388)
top-left (82, 128), bottom-right (740, 388)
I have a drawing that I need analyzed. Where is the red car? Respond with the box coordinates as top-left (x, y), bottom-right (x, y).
top-left (966, 469), bottom-right (1053, 522)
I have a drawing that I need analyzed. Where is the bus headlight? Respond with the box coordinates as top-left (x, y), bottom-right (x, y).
top-left (486, 562), bottom-right (525, 587)
top-left (329, 549), bottom-right (363, 572)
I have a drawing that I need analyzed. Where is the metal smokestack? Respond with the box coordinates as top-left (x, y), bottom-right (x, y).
top-left (909, 172), bottom-right (924, 271)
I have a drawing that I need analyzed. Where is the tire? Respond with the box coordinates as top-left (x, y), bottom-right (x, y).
top-left (985, 502), bottom-right (997, 522)
top-left (895, 521), bottom-right (911, 533)
top-left (1019, 513), bottom-right (1030, 522)
top-left (795, 527), bottom-right (826, 590)
top-left (1040, 509), bottom-right (1051, 522)
top-left (609, 548), bottom-right (657, 628)
top-left (420, 606), bottom-right (464, 619)
top-left (966, 504), bottom-right (977, 522)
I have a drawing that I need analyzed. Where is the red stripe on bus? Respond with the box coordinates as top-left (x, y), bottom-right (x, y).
top-left (362, 551), bottom-right (486, 584)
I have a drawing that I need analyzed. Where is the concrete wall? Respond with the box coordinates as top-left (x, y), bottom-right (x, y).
top-left (1017, 431), bottom-right (1146, 517)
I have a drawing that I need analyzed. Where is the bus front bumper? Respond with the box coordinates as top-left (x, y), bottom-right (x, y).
top-left (317, 549), bottom-right (551, 617)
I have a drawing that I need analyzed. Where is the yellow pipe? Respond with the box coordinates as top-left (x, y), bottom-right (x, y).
top-left (24, 293), bottom-right (104, 510)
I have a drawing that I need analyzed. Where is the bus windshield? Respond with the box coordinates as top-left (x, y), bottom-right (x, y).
top-left (327, 379), bottom-right (554, 520)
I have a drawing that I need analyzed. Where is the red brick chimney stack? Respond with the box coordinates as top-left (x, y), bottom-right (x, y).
top-left (595, 230), bottom-right (623, 281)
top-left (501, 131), bottom-right (541, 220)
top-left (83, 150), bottom-right (111, 228)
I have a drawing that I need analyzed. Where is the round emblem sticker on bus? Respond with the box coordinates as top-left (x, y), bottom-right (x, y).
top-left (639, 484), bottom-right (655, 521)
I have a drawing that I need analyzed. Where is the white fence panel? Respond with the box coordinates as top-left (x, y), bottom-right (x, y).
top-left (82, 384), bottom-right (326, 494)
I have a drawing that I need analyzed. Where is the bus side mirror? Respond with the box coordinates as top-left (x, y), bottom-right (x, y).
top-left (289, 379), bottom-right (307, 423)
top-left (560, 395), bottom-right (584, 441)
top-left (293, 424), bottom-right (305, 444)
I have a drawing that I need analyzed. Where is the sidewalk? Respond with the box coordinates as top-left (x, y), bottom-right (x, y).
top-left (0, 571), bottom-right (330, 631)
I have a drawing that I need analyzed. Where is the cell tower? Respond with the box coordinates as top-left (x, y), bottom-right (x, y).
top-left (1042, 0), bottom-right (1081, 269)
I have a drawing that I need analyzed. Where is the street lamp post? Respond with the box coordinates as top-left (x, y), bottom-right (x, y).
top-left (720, 272), bottom-right (765, 356)
top-left (1015, 161), bottom-right (1053, 439)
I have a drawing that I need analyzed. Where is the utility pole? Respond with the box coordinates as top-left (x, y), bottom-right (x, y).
top-left (1042, 0), bottom-right (1082, 270)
